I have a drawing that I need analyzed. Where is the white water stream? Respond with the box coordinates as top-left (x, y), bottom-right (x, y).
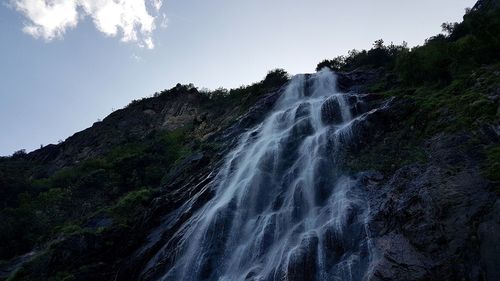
top-left (145, 69), bottom-right (375, 281)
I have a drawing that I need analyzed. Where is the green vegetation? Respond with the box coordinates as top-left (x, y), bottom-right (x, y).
top-left (0, 128), bottom-right (190, 260)
top-left (346, 131), bottom-right (428, 173)
top-left (200, 68), bottom-right (289, 111)
top-left (318, 7), bottom-right (500, 85)
top-left (109, 188), bottom-right (153, 225)
top-left (0, 3), bottom-right (499, 280)
top-left (324, 6), bottom-right (500, 174)
top-left (317, 39), bottom-right (409, 72)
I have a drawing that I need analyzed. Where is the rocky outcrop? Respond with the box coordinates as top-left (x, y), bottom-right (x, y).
top-left (363, 134), bottom-right (497, 281)
top-left (337, 69), bottom-right (383, 93)
top-left (27, 86), bottom-right (205, 173)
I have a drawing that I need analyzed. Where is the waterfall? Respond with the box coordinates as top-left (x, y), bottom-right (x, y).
top-left (144, 69), bottom-right (376, 281)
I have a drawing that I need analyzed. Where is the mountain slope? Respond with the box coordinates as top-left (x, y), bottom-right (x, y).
top-left (1, 1), bottom-right (499, 280)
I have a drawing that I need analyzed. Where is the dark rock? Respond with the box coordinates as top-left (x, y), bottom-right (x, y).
top-left (222, 90), bottom-right (282, 140)
top-left (479, 123), bottom-right (500, 144)
top-left (358, 170), bottom-right (384, 186)
top-left (368, 233), bottom-right (430, 281)
top-left (295, 102), bottom-right (311, 120)
top-left (337, 69), bottom-right (383, 93)
top-left (0, 252), bottom-right (37, 280)
top-left (478, 200), bottom-right (500, 281)
top-left (84, 216), bottom-right (114, 229)
top-left (321, 97), bottom-right (343, 125)
top-left (286, 233), bottom-right (319, 281)
top-left (365, 133), bottom-right (496, 281)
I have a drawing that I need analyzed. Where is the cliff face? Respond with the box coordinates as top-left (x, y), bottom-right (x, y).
top-left (2, 67), bottom-right (498, 281)
top-left (1, 1), bottom-right (499, 280)
top-left (127, 71), bottom-right (498, 281)
top-left (27, 85), bottom-right (246, 173)
top-left (365, 135), bottom-right (496, 280)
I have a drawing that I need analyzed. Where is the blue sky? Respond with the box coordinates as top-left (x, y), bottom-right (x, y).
top-left (0, 0), bottom-right (476, 156)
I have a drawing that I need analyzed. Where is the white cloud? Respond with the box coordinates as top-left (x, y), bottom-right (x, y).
top-left (14, 0), bottom-right (79, 40)
top-left (151, 0), bottom-right (162, 11)
top-left (11, 0), bottom-right (164, 49)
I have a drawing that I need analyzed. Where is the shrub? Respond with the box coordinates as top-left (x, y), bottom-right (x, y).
top-left (109, 188), bottom-right (153, 225)
top-left (316, 40), bottom-right (408, 72)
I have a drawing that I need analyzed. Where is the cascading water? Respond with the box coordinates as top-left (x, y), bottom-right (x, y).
top-left (143, 69), bottom-right (378, 281)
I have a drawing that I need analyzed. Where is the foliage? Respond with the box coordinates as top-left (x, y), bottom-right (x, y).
top-left (109, 188), bottom-right (153, 225)
top-left (396, 8), bottom-right (500, 85)
top-left (316, 40), bottom-right (409, 72)
top-left (318, 7), bottom-right (500, 86)
top-left (12, 150), bottom-right (27, 158)
top-left (346, 131), bottom-right (427, 173)
top-left (330, 6), bottom-right (500, 175)
top-left (201, 68), bottom-right (289, 113)
top-left (0, 128), bottom-right (190, 260)
top-left (395, 35), bottom-right (453, 84)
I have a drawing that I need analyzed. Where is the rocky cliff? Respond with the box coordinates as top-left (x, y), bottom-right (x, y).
top-left (0, 1), bottom-right (499, 280)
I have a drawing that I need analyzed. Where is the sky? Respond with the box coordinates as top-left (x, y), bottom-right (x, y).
top-left (0, 0), bottom-right (477, 156)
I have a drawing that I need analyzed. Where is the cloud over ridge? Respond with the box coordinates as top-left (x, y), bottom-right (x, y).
top-left (12, 0), bottom-right (164, 49)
